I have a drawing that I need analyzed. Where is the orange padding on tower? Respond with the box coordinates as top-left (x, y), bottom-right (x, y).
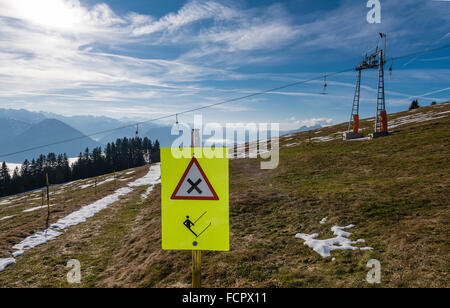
top-left (380, 110), bottom-right (388, 133)
top-left (352, 115), bottom-right (359, 134)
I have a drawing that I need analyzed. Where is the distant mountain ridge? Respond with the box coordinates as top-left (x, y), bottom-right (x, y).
top-left (0, 108), bottom-right (175, 163)
top-left (0, 107), bottom-right (331, 163)
top-left (39, 111), bottom-right (133, 141)
top-left (0, 119), bottom-right (101, 163)
top-left (0, 118), bottom-right (32, 144)
top-left (280, 124), bottom-right (323, 136)
top-left (0, 108), bottom-right (175, 146)
top-left (0, 108), bottom-right (46, 124)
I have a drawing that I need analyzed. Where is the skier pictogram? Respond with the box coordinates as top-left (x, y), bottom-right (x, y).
top-left (183, 216), bottom-right (198, 237)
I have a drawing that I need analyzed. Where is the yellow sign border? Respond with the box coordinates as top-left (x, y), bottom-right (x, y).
top-left (161, 147), bottom-right (229, 251)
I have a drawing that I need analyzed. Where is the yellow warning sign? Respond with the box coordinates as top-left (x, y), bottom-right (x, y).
top-left (161, 147), bottom-right (229, 251)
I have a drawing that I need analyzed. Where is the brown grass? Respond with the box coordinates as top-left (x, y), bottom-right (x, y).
top-left (0, 167), bottom-right (148, 258)
top-left (0, 103), bottom-right (449, 288)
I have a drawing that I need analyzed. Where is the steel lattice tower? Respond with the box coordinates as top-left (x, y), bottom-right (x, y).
top-left (375, 49), bottom-right (386, 133)
top-left (346, 34), bottom-right (388, 139)
top-left (348, 69), bottom-right (362, 132)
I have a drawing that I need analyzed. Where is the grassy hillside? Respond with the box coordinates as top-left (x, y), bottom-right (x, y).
top-left (0, 102), bottom-right (448, 287)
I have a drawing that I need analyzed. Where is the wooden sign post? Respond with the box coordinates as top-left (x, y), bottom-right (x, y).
top-left (161, 129), bottom-right (229, 289)
top-left (45, 173), bottom-right (50, 228)
top-left (191, 129), bottom-right (202, 288)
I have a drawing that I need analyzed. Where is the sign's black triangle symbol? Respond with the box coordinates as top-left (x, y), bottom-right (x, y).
top-left (171, 157), bottom-right (219, 200)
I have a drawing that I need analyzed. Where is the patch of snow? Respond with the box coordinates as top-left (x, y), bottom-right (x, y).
top-left (50, 187), bottom-right (132, 231)
top-left (5, 163), bottom-right (22, 176)
top-left (68, 157), bottom-right (79, 166)
top-left (79, 182), bottom-right (94, 189)
top-left (125, 171), bottom-right (135, 175)
top-left (7, 195), bottom-right (28, 203)
top-left (141, 186), bottom-right (154, 199)
top-left (128, 164), bottom-right (161, 187)
top-left (22, 205), bottom-right (54, 213)
top-left (80, 177), bottom-right (114, 189)
top-left (12, 229), bottom-right (63, 256)
top-left (136, 164), bottom-right (161, 199)
top-left (310, 135), bottom-right (338, 143)
top-left (295, 224), bottom-right (372, 258)
top-left (332, 225), bottom-right (355, 238)
top-left (12, 251), bottom-right (23, 258)
top-left (97, 177), bottom-right (114, 186)
top-left (0, 258), bottom-right (15, 271)
top-left (347, 137), bottom-right (370, 142)
top-left (0, 200), bottom-right (12, 206)
top-left (0, 215), bottom-right (14, 221)
top-left (231, 148), bottom-right (271, 160)
top-left (319, 217), bottom-right (327, 225)
top-left (51, 190), bottom-right (64, 195)
top-left (388, 111), bottom-right (448, 129)
top-left (228, 137), bottom-right (278, 160)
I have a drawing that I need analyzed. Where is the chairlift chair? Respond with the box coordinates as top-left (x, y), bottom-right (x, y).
top-left (389, 60), bottom-right (393, 79)
top-left (321, 75), bottom-right (328, 95)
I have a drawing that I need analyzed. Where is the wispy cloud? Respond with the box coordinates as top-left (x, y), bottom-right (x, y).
top-left (132, 1), bottom-right (238, 36)
top-left (0, 0), bottom-right (304, 117)
top-left (0, 0), bottom-right (448, 121)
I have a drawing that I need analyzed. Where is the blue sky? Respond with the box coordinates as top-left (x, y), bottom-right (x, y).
top-left (0, 0), bottom-right (449, 130)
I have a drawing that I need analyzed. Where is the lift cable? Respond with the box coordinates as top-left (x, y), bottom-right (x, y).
top-left (0, 43), bottom-right (449, 159)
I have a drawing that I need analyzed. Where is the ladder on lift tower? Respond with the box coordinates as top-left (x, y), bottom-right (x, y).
top-left (348, 69), bottom-right (362, 134)
top-left (375, 49), bottom-right (387, 135)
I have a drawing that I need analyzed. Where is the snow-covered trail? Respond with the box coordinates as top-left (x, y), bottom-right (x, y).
top-left (0, 163), bottom-right (161, 272)
top-left (0, 168), bottom-right (133, 206)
